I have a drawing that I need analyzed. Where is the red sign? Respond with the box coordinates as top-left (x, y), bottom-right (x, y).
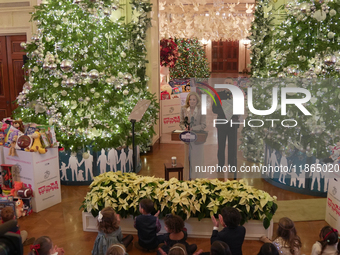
top-left (38, 181), bottom-right (59, 195)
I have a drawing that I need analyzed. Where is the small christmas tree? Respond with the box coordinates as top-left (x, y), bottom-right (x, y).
top-left (14, 0), bottom-right (158, 152)
top-left (170, 38), bottom-right (210, 80)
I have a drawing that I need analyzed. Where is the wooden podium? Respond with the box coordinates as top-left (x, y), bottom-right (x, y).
top-left (171, 131), bottom-right (208, 144)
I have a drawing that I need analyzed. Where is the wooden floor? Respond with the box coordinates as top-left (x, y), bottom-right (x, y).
top-left (19, 143), bottom-right (327, 255)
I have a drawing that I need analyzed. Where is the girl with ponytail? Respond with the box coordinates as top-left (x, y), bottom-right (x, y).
top-left (311, 226), bottom-right (339, 255)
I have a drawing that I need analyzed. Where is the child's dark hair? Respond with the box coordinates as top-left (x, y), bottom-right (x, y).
top-left (318, 226), bottom-right (339, 255)
top-left (211, 241), bottom-right (231, 255)
top-left (106, 244), bottom-right (126, 255)
top-left (164, 214), bottom-right (184, 233)
top-left (1, 206), bottom-right (14, 222)
top-left (139, 198), bottom-right (154, 214)
top-left (28, 236), bottom-right (52, 255)
top-left (258, 243), bottom-right (279, 255)
top-left (276, 217), bottom-right (301, 254)
top-left (221, 207), bottom-right (241, 228)
top-left (98, 207), bottom-right (119, 234)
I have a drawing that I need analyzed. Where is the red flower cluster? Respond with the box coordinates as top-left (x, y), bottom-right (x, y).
top-left (160, 38), bottom-right (179, 68)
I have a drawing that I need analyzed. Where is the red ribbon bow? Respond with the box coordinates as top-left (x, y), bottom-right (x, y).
top-left (323, 228), bottom-right (338, 241)
top-left (30, 244), bottom-right (40, 255)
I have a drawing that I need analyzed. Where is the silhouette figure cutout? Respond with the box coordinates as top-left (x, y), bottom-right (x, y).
top-left (107, 148), bottom-right (119, 172)
top-left (298, 170), bottom-right (305, 188)
top-left (268, 150), bottom-right (279, 179)
top-left (278, 155), bottom-right (288, 184)
top-left (127, 148), bottom-right (133, 172)
top-left (60, 162), bottom-right (69, 181)
top-left (97, 149), bottom-right (108, 175)
top-left (78, 151), bottom-right (94, 181)
top-left (119, 149), bottom-right (127, 173)
top-left (310, 159), bottom-right (321, 191)
top-left (77, 169), bottom-right (85, 181)
top-left (68, 153), bottom-right (80, 181)
top-left (288, 166), bottom-right (298, 187)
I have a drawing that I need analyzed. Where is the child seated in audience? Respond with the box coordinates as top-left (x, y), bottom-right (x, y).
top-left (92, 207), bottom-right (133, 255)
top-left (1, 206), bottom-right (35, 245)
top-left (200, 240), bottom-right (231, 255)
top-left (158, 214), bottom-right (197, 255)
top-left (311, 226), bottom-right (338, 255)
top-left (258, 243), bottom-right (279, 255)
top-left (134, 198), bottom-right (162, 251)
top-left (260, 217), bottom-right (301, 255)
top-left (28, 236), bottom-right (65, 255)
top-left (106, 244), bottom-right (127, 255)
top-left (210, 207), bottom-right (246, 255)
top-left (158, 243), bottom-right (203, 255)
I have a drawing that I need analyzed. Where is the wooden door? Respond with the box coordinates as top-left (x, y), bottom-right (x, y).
top-left (0, 35), bottom-right (26, 119)
top-left (224, 41), bottom-right (239, 73)
top-left (0, 37), bottom-right (11, 120)
top-left (211, 40), bottom-right (239, 73)
top-left (7, 35), bottom-right (26, 113)
top-left (211, 40), bottom-right (225, 72)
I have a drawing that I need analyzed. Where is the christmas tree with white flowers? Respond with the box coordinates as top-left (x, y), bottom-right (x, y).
top-left (14, 0), bottom-right (158, 152)
top-left (241, 0), bottom-right (340, 162)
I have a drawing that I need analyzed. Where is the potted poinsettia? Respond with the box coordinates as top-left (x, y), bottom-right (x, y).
top-left (81, 171), bottom-right (277, 229)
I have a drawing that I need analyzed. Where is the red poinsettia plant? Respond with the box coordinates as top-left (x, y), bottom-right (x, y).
top-left (160, 38), bottom-right (179, 68)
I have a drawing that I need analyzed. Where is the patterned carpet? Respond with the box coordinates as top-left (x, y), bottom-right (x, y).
top-left (273, 198), bottom-right (327, 222)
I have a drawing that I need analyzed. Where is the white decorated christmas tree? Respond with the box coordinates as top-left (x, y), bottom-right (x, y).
top-left (14, 0), bottom-right (158, 152)
top-left (241, 0), bottom-right (340, 162)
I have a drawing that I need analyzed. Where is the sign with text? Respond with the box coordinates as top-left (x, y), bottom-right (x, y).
top-left (4, 147), bottom-right (61, 212)
top-left (325, 173), bottom-right (340, 230)
top-left (161, 98), bottom-right (181, 133)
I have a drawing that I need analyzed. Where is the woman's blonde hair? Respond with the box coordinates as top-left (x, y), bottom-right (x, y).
top-left (168, 243), bottom-right (188, 255)
top-left (185, 92), bottom-right (201, 108)
top-left (106, 244), bottom-right (126, 255)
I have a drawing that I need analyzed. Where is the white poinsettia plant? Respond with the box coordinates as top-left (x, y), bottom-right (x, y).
top-left (81, 171), bottom-right (278, 229)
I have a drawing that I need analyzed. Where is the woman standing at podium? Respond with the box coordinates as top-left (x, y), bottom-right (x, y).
top-left (180, 92), bottom-right (206, 180)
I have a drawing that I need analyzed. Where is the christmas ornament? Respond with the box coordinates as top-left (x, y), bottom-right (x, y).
top-left (43, 63), bottom-right (49, 70)
top-left (60, 59), bottom-right (73, 73)
top-left (83, 152), bottom-right (90, 159)
top-left (103, 8), bottom-right (111, 16)
top-left (66, 78), bottom-right (77, 87)
top-left (300, 3), bottom-right (308, 13)
top-left (49, 63), bottom-right (57, 70)
top-left (88, 69), bottom-right (99, 79)
top-left (324, 55), bottom-right (336, 66)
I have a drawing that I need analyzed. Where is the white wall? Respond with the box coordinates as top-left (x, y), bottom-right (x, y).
top-left (145, 0), bottom-right (160, 145)
top-left (0, 0), bottom-right (37, 39)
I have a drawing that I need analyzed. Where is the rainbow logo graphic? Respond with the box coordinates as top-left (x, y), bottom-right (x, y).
top-left (196, 82), bottom-right (222, 107)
